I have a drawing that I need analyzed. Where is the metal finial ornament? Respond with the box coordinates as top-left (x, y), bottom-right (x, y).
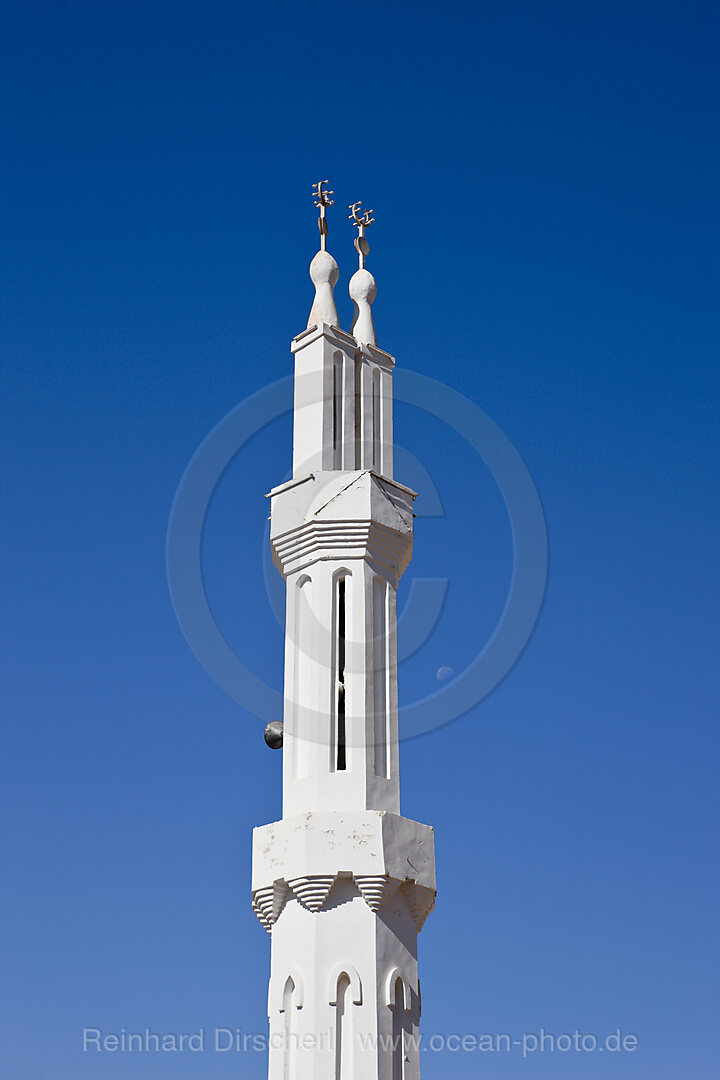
top-left (312, 180), bottom-right (334, 251)
top-left (349, 201), bottom-right (374, 269)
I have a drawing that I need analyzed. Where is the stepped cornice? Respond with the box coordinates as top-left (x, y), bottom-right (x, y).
top-left (252, 873), bottom-right (435, 934)
top-left (252, 810), bottom-right (436, 934)
top-left (269, 470), bottom-right (415, 581)
top-left (271, 518), bottom-right (413, 581)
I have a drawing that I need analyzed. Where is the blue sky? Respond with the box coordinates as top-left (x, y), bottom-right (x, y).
top-left (2, 0), bottom-right (719, 1077)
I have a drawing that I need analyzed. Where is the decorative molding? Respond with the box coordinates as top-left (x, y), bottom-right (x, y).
top-left (272, 880), bottom-right (289, 921)
top-left (272, 519), bottom-right (413, 581)
top-left (287, 875), bottom-right (336, 912)
top-left (361, 341), bottom-right (395, 369)
top-left (252, 886), bottom-right (273, 932)
top-left (291, 322), bottom-right (356, 354)
top-left (252, 871), bottom-right (436, 933)
top-left (400, 883), bottom-right (436, 932)
top-left (355, 875), bottom-right (401, 912)
top-left (252, 880), bottom-right (290, 933)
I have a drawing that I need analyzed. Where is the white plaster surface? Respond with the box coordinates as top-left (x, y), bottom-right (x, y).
top-left (252, 811), bottom-right (435, 893)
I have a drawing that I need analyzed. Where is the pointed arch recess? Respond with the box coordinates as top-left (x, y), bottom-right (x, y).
top-left (328, 965), bottom-right (362, 1005)
top-left (384, 968), bottom-right (411, 1011)
top-left (273, 966), bottom-right (305, 1013)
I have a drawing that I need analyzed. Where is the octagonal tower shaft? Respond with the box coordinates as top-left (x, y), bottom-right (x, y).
top-left (269, 322), bottom-right (414, 818)
top-left (253, 250), bottom-right (436, 1080)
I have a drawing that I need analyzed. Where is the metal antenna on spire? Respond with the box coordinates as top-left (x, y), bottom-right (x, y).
top-left (349, 201), bottom-right (374, 269)
top-left (312, 180), bottom-right (334, 251)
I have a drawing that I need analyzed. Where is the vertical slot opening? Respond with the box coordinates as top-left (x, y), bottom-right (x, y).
top-left (372, 367), bottom-right (381, 471)
top-left (293, 576), bottom-right (311, 779)
top-left (373, 576), bottom-right (389, 778)
top-left (283, 977), bottom-right (295, 1080)
top-left (353, 356), bottom-right (362, 469)
top-left (336, 576), bottom-right (346, 771)
top-left (335, 973), bottom-right (351, 1080)
top-left (332, 353), bottom-right (343, 470)
top-left (392, 978), bottom-right (405, 1080)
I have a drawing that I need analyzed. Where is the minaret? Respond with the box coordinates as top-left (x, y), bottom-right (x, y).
top-left (252, 184), bottom-right (436, 1080)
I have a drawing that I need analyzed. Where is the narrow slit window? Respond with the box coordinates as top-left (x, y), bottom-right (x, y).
top-left (335, 973), bottom-right (351, 1080)
top-left (293, 576), bottom-right (311, 779)
top-left (372, 367), bottom-right (381, 471)
top-left (373, 576), bottom-right (389, 778)
top-left (392, 978), bottom-right (405, 1080)
top-left (336, 576), bottom-right (347, 771)
top-left (283, 976), bottom-right (295, 1080)
top-left (353, 356), bottom-right (362, 469)
top-left (333, 353), bottom-right (343, 469)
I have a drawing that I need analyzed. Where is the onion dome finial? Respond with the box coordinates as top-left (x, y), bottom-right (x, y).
top-left (349, 201), bottom-right (377, 346)
top-left (307, 181), bottom-right (339, 328)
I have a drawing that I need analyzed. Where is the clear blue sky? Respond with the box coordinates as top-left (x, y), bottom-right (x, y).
top-left (1, 0), bottom-right (718, 1077)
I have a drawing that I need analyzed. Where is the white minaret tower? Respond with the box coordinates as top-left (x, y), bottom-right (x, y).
top-left (252, 183), bottom-right (436, 1080)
